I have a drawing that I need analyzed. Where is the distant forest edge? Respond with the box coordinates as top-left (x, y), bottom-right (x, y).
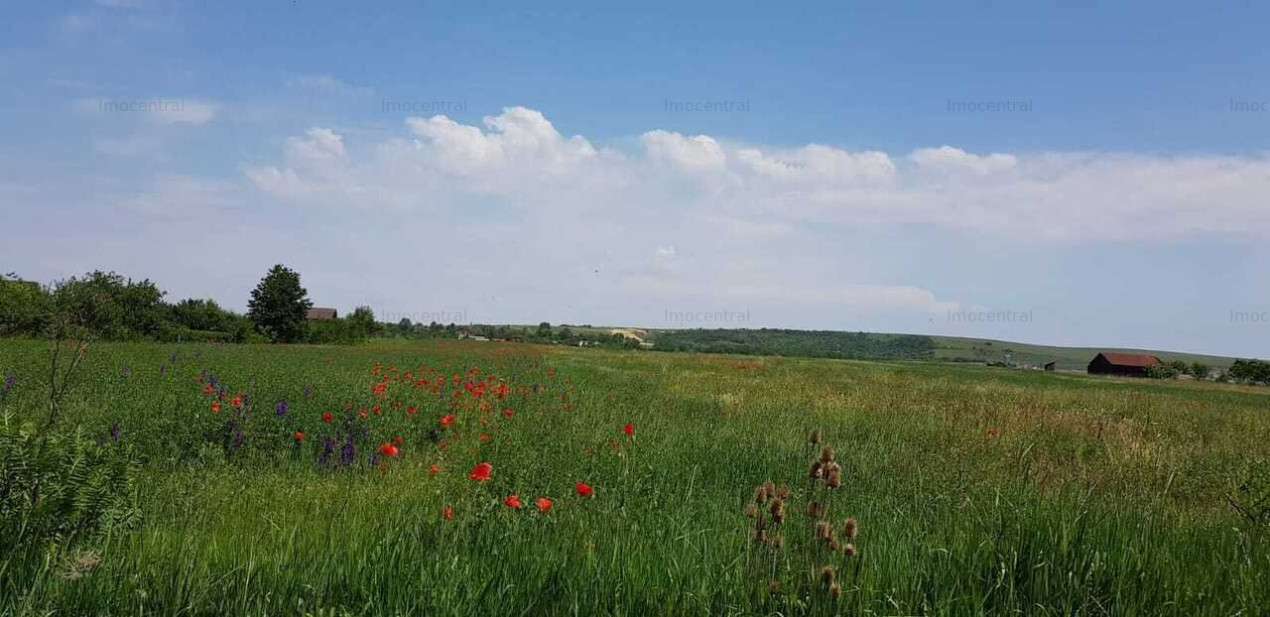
top-left (648, 329), bottom-right (937, 361)
top-left (1, 268), bottom-right (1262, 379)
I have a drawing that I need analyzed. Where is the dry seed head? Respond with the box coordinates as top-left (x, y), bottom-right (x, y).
top-left (829, 583), bottom-right (842, 600)
top-left (843, 517), bottom-right (859, 540)
top-left (808, 460), bottom-right (823, 479)
top-left (844, 542), bottom-right (858, 557)
top-left (776, 485), bottom-right (791, 499)
top-left (744, 504), bottom-right (758, 519)
top-left (768, 580), bottom-right (780, 596)
top-left (828, 537), bottom-right (840, 551)
top-left (807, 501), bottom-right (824, 518)
top-left (769, 499), bottom-right (785, 524)
top-left (762, 481), bottom-right (776, 499)
top-left (820, 565), bottom-right (837, 587)
top-left (815, 520), bottom-right (832, 541)
top-left (808, 428), bottom-right (821, 445)
top-left (819, 446), bottom-right (835, 464)
top-left (826, 467), bottom-right (842, 489)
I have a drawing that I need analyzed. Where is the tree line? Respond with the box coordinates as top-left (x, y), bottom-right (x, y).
top-left (0, 265), bottom-right (378, 345)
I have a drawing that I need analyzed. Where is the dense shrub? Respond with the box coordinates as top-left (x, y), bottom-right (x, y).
top-left (0, 414), bottom-right (141, 557)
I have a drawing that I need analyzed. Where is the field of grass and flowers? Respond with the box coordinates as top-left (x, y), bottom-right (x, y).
top-left (1, 338), bottom-right (1269, 615)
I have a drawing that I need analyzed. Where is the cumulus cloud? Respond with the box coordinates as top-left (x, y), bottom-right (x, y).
top-left (251, 106), bottom-right (1270, 243)
top-left (231, 105), bottom-right (1270, 331)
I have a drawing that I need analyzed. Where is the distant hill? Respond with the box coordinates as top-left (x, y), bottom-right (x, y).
top-left (625, 328), bottom-right (1247, 370)
top-left (928, 335), bottom-right (1241, 371)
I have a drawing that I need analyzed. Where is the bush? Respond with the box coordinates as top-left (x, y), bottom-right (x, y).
top-left (0, 414), bottom-right (141, 558)
top-left (0, 275), bottom-right (50, 336)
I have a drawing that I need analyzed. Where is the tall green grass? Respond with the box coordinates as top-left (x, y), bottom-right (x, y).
top-left (1, 340), bottom-right (1266, 615)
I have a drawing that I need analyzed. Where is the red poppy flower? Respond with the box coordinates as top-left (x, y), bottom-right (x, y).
top-left (535, 497), bottom-right (553, 513)
top-left (479, 433), bottom-right (490, 443)
top-left (407, 405), bottom-right (419, 415)
top-left (394, 435), bottom-right (404, 446)
top-left (231, 395), bottom-right (242, 408)
top-left (504, 494), bottom-right (523, 509)
top-left (575, 481), bottom-right (594, 497)
top-left (210, 400), bottom-right (221, 413)
top-left (202, 383), bottom-right (214, 395)
top-left (293, 431), bottom-right (304, 442)
top-left (379, 443), bottom-right (399, 457)
top-left (623, 422), bottom-right (634, 437)
top-left (468, 461), bottom-right (493, 481)
top-left (440, 414), bottom-right (456, 427)
top-left (322, 412), bottom-right (334, 423)
top-left (359, 410), bottom-right (368, 419)
top-left (443, 505), bottom-right (454, 521)
top-left (429, 464), bottom-right (440, 475)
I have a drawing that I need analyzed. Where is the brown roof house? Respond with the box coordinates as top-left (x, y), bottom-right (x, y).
top-left (1087, 352), bottom-right (1161, 377)
top-left (307, 308), bottom-right (338, 320)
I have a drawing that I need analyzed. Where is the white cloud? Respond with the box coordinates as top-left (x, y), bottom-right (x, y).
top-left (640, 130), bottom-right (727, 174)
top-left (244, 106), bottom-right (1270, 245)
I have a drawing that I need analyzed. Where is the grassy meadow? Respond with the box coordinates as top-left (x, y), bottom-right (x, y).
top-left (1, 338), bottom-right (1268, 615)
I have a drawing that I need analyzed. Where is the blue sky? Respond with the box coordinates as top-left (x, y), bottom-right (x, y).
top-left (1, 0), bottom-right (1268, 357)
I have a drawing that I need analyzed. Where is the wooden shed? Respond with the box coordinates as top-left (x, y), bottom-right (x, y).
top-left (1087, 352), bottom-right (1161, 377)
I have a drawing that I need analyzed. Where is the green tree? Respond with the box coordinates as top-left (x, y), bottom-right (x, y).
top-left (247, 265), bottom-right (312, 343)
top-left (348, 306), bottom-right (378, 337)
top-left (1190, 362), bottom-right (1210, 381)
top-left (0, 273), bottom-right (49, 336)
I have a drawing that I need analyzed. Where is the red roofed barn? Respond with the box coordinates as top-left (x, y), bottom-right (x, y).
top-left (1087, 352), bottom-right (1162, 377)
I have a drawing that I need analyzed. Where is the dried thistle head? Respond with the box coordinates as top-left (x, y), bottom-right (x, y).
top-left (829, 583), bottom-right (842, 600)
top-left (820, 565), bottom-right (837, 587)
top-left (776, 485), bottom-right (791, 499)
top-left (769, 499), bottom-right (785, 524)
top-left (808, 460), bottom-right (823, 479)
top-left (768, 534), bottom-right (785, 549)
top-left (808, 428), bottom-right (821, 445)
top-left (844, 542), bottom-right (858, 557)
top-left (843, 517), bottom-right (858, 540)
top-left (815, 520), bottom-right (832, 541)
top-left (753, 485), bottom-right (769, 505)
top-left (826, 466), bottom-right (842, 489)
top-left (819, 446), bottom-right (835, 464)
top-left (744, 504), bottom-right (759, 519)
top-left (762, 481), bottom-right (775, 499)
top-left (807, 501), bottom-right (824, 519)
top-left (828, 537), bottom-right (840, 551)
top-left (768, 580), bottom-right (780, 595)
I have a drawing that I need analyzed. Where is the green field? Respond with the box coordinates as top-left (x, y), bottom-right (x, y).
top-left (2, 339), bottom-right (1269, 615)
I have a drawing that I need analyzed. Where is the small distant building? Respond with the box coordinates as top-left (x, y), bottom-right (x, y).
top-left (1043, 361), bottom-right (1056, 372)
top-left (306, 308), bottom-right (338, 320)
top-left (1087, 352), bottom-right (1161, 377)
